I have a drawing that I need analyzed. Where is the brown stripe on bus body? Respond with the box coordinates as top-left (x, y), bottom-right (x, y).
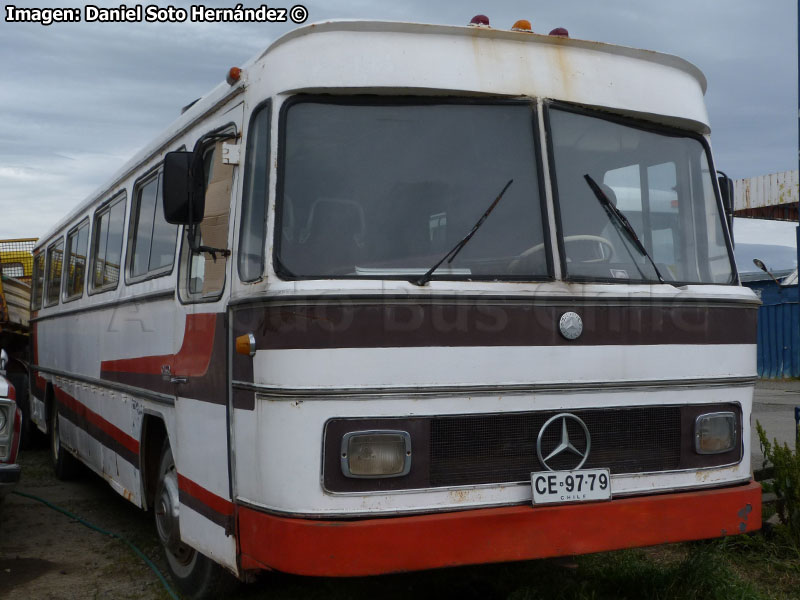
top-left (178, 489), bottom-right (234, 532)
top-left (232, 301), bottom-right (756, 350)
top-left (99, 314), bottom-right (228, 405)
top-left (54, 389), bottom-right (140, 468)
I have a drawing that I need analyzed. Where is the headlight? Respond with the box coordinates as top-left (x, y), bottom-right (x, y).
top-left (341, 430), bottom-right (411, 478)
top-left (695, 412), bottom-right (736, 454)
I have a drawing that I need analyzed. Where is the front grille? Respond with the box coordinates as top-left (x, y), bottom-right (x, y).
top-left (429, 407), bottom-right (682, 487)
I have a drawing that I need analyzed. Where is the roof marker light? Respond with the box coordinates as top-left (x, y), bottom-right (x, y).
top-left (226, 67), bottom-right (242, 85)
top-left (511, 19), bottom-right (532, 32)
top-left (469, 15), bottom-right (490, 27)
top-left (549, 27), bottom-right (569, 37)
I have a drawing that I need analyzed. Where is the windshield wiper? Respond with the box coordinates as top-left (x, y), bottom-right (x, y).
top-left (583, 174), bottom-right (665, 284)
top-left (412, 179), bottom-right (513, 286)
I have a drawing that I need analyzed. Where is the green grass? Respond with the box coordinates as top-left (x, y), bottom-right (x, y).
top-left (232, 533), bottom-right (800, 600)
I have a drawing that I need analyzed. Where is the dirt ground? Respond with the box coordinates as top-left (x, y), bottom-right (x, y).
top-left (0, 447), bottom-right (169, 600)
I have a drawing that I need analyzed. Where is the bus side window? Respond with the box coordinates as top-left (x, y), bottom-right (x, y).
top-left (31, 254), bottom-right (44, 310)
top-left (64, 220), bottom-right (89, 301)
top-left (44, 238), bottom-right (64, 307)
top-left (238, 102), bottom-right (270, 282)
top-left (91, 195), bottom-right (126, 292)
top-left (129, 172), bottom-right (178, 280)
top-left (183, 140), bottom-right (234, 299)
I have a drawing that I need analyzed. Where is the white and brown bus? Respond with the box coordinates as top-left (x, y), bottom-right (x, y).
top-left (26, 18), bottom-right (760, 599)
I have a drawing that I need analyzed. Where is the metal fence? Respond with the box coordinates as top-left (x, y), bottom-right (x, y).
top-left (0, 238), bottom-right (37, 283)
top-left (747, 279), bottom-right (800, 378)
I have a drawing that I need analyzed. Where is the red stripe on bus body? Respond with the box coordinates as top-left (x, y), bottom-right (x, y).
top-left (100, 313), bottom-right (217, 376)
top-left (177, 474), bottom-right (234, 517)
top-left (53, 387), bottom-right (140, 456)
top-left (238, 482), bottom-right (762, 576)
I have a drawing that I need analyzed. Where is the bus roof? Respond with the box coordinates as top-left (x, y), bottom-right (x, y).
top-left (259, 20), bottom-right (706, 93)
top-left (37, 20), bottom-right (710, 250)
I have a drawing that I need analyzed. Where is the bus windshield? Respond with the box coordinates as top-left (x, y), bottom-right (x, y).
top-left (277, 100), bottom-right (549, 280)
top-left (548, 107), bottom-right (734, 285)
top-left (276, 99), bottom-right (735, 285)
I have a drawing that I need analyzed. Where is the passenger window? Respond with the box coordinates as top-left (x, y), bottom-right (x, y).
top-left (64, 220), bottom-right (89, 301)
top-left (92, 196), bottom-right (126, 291)
top-left (130, 173), bottom-right (177, 279)
top-left (180, 138), bottom-right (235, 301)
top-left (238, 103), bottom-right (270, 282)
top-left (45, 239), bottom-right (64, 306)
top-left (31, 253), bottom-right (44, 310)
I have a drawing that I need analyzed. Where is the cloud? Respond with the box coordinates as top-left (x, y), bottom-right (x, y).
top-left (0, 0), bottom-right (795, 241)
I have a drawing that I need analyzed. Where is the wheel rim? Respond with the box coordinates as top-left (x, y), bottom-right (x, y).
top-left (155, 457), bottom-right (197, 577)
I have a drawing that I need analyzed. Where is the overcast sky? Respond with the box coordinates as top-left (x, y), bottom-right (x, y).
top-left (0, 0), bottom-right (797, 240)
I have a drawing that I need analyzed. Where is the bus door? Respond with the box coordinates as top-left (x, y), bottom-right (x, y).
top-left (170, 101), bottom-right (243, 570)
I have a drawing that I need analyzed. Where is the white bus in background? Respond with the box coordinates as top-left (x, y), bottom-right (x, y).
top-left (26, 18), bottom-right (760, 599)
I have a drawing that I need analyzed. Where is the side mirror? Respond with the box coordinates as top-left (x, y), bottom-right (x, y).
top-left (0, 349), bottom-right (8, 374)
top-left (717, 171), bottom-right (735, 245)
top-left (162, 151), bottom-right (205, 225)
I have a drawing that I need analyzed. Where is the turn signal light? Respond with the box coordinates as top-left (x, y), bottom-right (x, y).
top-left (235, 333), bottom-right (256, 357)
top-left (511, 19), bottom-right (532, 32)
top-left (226, 67), bottom-right (242, 85)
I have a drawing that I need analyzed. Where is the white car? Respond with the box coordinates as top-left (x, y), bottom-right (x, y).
top-left (0, 349), bottom-right (22, 499)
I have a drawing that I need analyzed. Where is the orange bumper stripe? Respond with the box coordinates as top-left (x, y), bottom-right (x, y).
top-left (238, 482), bottom-right (761, 576)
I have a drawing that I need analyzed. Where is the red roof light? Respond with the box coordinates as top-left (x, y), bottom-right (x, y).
top-left (549, 27), bottom-right (569, 37)
top-left (469, 14), bottom-right (490, 26)
top-left (226, 67), bottom-right (242, 85)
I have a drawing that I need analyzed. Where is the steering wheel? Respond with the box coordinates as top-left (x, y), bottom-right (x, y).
top-left (509, 235), bottom-right (615, 272)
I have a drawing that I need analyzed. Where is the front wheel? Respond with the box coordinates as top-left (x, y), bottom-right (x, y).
top-left (49, 402), bottom-right (80, 480)
top-left (154, 443), bottom-right (236, 599)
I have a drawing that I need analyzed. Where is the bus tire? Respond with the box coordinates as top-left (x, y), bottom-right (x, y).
top-left (155, 443), bottom-right (236, 600)
top-left (49, 402), bottom-right (80, 480)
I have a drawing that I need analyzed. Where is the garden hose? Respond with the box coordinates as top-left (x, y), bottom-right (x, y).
top-left (11, 490), bottom-right (180, 600)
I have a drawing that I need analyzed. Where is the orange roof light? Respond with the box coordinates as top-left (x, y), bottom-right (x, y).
top-left (511, 19), bottom-right (532, 32)
top-left (227, 67), bottom-right (242, 85)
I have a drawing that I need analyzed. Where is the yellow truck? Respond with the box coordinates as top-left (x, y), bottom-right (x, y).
top-left (0, 239), bottom-right (36, 446)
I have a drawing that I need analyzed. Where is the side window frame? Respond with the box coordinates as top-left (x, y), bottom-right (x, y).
top-left (62, 218), bottom-right (90, 303)
top-left (238, 100), bottom-right (271, 283)
top-left (31, 252), bottom-right (44, 311)
top-left (126, 165), bottom-right (178, 285)
top-left (43, 237), bottom-right (65, 308)
top-left (178, 126), bottom-right (237, 304)
top-left (89, 193), bottom-right (127, 295)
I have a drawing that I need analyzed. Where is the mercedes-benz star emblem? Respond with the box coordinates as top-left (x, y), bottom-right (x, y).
top-left (559, 311), bottom-right (583, 340)
top-left (536, 413), bottom-right (591, 471)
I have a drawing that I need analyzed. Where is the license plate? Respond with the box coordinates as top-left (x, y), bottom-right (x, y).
top-left (531, 469), bottom-right (612, 505)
